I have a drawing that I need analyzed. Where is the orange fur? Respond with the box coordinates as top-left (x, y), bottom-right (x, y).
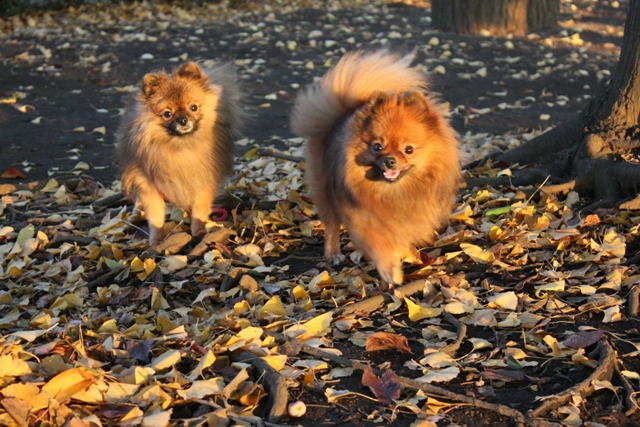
top-left (116, 62), bottom-right (245, 244)
top-left (291, 50), bottom-right (461, 288)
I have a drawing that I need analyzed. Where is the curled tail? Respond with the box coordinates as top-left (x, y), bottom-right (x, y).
top-left (291, 50), bottom-right (427, 141)
top-left (206, 62), bottom-right (248, 141)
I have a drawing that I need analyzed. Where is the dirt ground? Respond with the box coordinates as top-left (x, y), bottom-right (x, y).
top-left (0, 1), bottom-right (638, 426)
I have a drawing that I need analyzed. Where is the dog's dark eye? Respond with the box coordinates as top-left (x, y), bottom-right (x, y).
top-left (162, 110), bottom-right (173, 119)
top-left (404, 146), bottom-right (414, 155)
top-left (371, 142), bottom-right (383, 153)
top-left (190, 104), bottom-right (198, 112)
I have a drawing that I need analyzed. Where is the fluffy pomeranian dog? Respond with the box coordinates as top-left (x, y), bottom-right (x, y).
top-left (116, 62), bottom-right (245, 244)
top-left (291, 50), bottom-right (460, 289)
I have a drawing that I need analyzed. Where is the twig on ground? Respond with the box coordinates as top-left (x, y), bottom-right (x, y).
top-left (529, 340), bottom-right (616, 418)
top-left (628, 285), bottom-right (640, 317)
top-left (271, 254), bottom-right (322, 266)
top-left (93, 191), bottom-right (127, 208)
top-left (257, 148), bottom-right (304, 162)
top-left (288, 337), bottom-right (555, 427)
top-left (335, 279), bottom-right (431, 316)
top-left (86, 267), bottom-right (124, 291)
top-left (230, 351), bottom-right (288, 423)
top-left (438, 311), bottom-right (467, 357)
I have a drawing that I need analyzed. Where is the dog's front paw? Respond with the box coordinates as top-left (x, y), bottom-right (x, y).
top-left (190, 220), bottom-right (207, 238)
top-left (149, 230), bottom-right (166, 246)
top-left (378, 265), bottom-right (403, 291)
top-left (326, 253), bottom-right (346, 265)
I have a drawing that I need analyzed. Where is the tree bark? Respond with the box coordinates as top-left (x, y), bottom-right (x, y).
top-left (431, 0), bottom-right (559, 36)
top-left (473, 0), bottom-right (640, 209)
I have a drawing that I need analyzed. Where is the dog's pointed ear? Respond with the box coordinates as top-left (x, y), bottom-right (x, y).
top-left (368, 91), bottom-right (388, 106)
top-left (175, 62), bottom-right (205, 81)
top-left (403, 92), bottom-right (430, 112)
top-left (142, 72), bottom-right (167, 98)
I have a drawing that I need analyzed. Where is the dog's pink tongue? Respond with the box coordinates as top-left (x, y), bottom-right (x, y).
top-left (384, 169), bottom-right (401, 180)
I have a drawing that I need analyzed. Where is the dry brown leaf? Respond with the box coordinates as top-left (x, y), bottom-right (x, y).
top-left (365, 331), bottom-right (413, 354)
top-left (562, 330), bottom-right (604, 349)
top-left (361, 365), bottom-right (402, 405)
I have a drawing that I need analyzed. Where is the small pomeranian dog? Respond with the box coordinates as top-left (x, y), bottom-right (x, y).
top-left (116, 61), bottom-right (245, 244)
top-left (291, 50), bottom-right (460, 289)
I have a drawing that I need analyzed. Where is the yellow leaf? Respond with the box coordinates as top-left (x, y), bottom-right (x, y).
top-left (98, 319), bottom-right (119, 334)
top-left (151, 288), bottom-right (169, 311)
top-left (488, 225), bottom-right (502, 241)
top-left (292, 285), bottom-right (310, 301)
top-left (301, 311), bottom-right (333, 336)
top-left (262, 354), bottom-right (287, 371)
top-left (130, 257), bottom-right (144, 272)
top-left (534, 280), bottom-right (565, 298)
top-left (176, 378), bottom-right (225, 400)
top-left (285, 311), bottom-right (333, 340)
top-left (0, 354), bottom-right (32, 377)
top-left (445, 302), bottom-right (474, 314)
top-left (139, 258), bottom-right (156, 280)
top-left (90, 126), bottom-right (106, 135)
top-left (488, 291), bottom-right (518, 310)
top-left (162, 255), bottom-right (187, 271)
top-left (237, 326), bottom-right (263, 343)
top-left (242, 146), bottom-right (260, 158)
top-left (42, 368), bottom-right (96, 402)
top-left (1, 383), bottom-right (51, 411)
top-left (543, 335), bottom-right (563, 358)
top-left (150, 349), bottom-right (181, 371)
top-left (460, 243), bottom-right (495, 264)
top-left (105, 382), bottom-right (140, 403)
top-left (468, 338), bottom-right (493, 351)
top-left (41, 178), bottom-right (60, 193)
top-left (187, 351), bottom-right (216, 382)
top-left (405, 297), bottom-right (443, 321)
top-left (257, 295), bottom-right (287, 317)
top-left (571, 348), bottom-right (597, 368)
top-left (307, 271), bottom-right (335, 292)
top-left (132, 385), bottom-right (172, 409)
top-left (234, 300), bottom-right (252, 317)
top-left (142, 409), bottom-right (173, 427)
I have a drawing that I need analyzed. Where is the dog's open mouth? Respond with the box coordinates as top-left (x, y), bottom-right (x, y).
top-left (383, 167), bottom-right (410, 182)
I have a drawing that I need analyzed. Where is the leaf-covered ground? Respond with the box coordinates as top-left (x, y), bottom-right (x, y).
top-left (1, 1), bottom-right (640, 427)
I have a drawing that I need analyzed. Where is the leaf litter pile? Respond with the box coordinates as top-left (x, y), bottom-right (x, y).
top-left (1, 1), bottom-right (640, 427)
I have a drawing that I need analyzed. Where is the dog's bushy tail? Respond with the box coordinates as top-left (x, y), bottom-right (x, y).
top-left (207, 62), bottom-right (248, 143)
top-left (291, 50), bottom-right (427, 141)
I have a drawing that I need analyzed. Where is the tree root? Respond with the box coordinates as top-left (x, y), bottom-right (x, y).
top-left (296, 340), bottom-right (556, 427)
top-left (437, 311), bottom-right (467, 357)
top-left (627, 285), bottom-right (640, 317)
top-left (230, 351), bottom-right (288, 423)
top-left (93, 191), bottom-right (127, 208)
top-left (615, 364), bottom-right (639, 416)
top-left (256, 148), bottom-right (303, 162)
top-left (85, 267), bottom-right (125, 292)
top-left (529, 340), bottom-right (616, 418)
top-left (335, 279), bottom-right (431, 316)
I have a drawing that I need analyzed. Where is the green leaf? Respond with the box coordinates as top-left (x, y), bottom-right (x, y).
top-left (485, 206), bottom-right (512, 218)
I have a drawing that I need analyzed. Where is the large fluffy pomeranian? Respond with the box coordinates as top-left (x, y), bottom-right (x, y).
top-left (116, 62), bottom-right (245, 244)
top-left (291, 50), bottom-right (460, 289)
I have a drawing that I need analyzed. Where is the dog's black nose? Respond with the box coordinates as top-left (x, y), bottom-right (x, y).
top-left (177, 116), bottom-right (188, 126)
top-left (383, 157), bottom-right (396, 169)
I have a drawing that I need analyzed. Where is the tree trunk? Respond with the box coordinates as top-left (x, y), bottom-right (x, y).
top-left (432, 0), bottom-right (559, 36)
top-left (471, 0), bottom-right (640, 211)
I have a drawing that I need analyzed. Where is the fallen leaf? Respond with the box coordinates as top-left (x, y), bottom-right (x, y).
top-left (1, 167), bottom-right (27, 179)
top-left (562, 330), bottom-right (604, 349)
top-left (365, 332), bottom-right (412, 354)
top-left (361, 365), bottom-right (401, 405)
